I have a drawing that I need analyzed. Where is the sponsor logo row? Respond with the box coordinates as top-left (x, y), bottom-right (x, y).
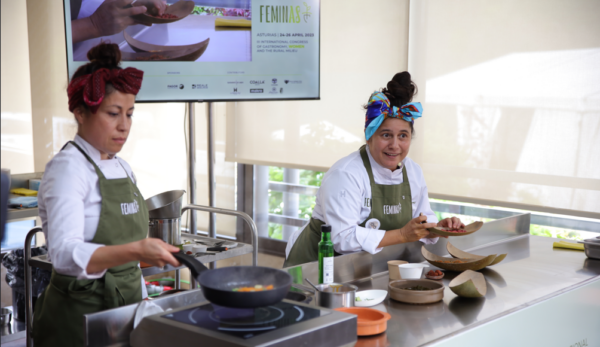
top-left (167, 78), bottom-right (302, 91)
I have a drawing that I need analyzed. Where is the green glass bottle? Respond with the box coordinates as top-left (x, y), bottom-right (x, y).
top-left (318, 224), bottom-right (334, 284)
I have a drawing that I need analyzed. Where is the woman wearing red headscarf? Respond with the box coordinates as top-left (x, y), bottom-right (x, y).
top-left (32, 42), bottom-right (179, 346)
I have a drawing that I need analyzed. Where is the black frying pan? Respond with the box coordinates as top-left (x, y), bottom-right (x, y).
top-left (172, 251), bottom-right (292, 308)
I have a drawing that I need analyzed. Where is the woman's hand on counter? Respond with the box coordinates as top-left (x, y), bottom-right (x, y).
top-left (134, 238), bottom-right (181, 268)
top-left (378, 215), bottom-right (438, 247)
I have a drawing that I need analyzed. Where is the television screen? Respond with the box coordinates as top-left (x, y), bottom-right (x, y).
top-left (63, 0), bottom-right (320, 102)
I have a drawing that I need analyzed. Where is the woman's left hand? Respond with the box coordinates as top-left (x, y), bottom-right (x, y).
top-left (437, 217), bottom-right (465, 229)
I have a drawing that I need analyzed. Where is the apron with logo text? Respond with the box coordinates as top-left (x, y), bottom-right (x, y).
top-left (284, 145), bottom-right (413, 268)
top-left (33, 141), bottom-right (148, 347)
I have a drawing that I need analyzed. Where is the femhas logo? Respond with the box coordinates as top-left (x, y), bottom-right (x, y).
top-left (121, 200), bottom-right (140, 215)
top-left (383, 203), bottom-right (402, 215)
top-left (259, 3), bottom-right (311, 23)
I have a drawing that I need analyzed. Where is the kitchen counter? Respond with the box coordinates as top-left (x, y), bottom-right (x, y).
top-left (286, 213), bottom-right (600, 346)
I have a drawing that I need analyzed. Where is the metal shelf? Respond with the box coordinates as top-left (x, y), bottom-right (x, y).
top-left (28, 233), bottom-right (254, 276)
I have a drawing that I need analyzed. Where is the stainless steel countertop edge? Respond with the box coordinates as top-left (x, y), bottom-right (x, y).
top-left (419, 275), bottom-right (600, 347)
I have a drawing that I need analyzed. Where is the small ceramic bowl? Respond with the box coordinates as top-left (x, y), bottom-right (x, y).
top-left (334, 307), bottom-right (391, 336)
top-left (387, 260), bottom-right (408, 280)
top-left (182, 244), bottom-right (194, 254)
top-left (398, 263), bottom-right (429, 279)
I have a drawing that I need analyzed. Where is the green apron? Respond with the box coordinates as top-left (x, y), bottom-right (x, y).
top-left (284, 145), bottom-right (413, 267)
top-left (33, 141), bottom-right (148, 347)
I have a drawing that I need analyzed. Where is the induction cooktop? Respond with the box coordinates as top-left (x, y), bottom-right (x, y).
top-left (131, 300), bottom-right (357, 347)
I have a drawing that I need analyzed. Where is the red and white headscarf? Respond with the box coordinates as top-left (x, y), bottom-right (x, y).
top-left (67, 67), bottom-right (144, 114)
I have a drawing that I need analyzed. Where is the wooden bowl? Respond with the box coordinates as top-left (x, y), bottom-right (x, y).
top-left (120, 39), bottom-right (209, 62)
top-left (334, 307), bottom-right (391, 336)
top-left (421, 246), bottom-right (496, 272)
top-left (388, 279), bottom-right (444, 304)
top-left (446, 242), bottom-right (507, 266)
top-left (131, 1), bottom-right (195, 25)
top-left (428, 221), bottom-right (483, 237)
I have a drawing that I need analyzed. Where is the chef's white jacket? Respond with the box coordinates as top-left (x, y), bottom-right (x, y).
top-left (286, 145), bottom-right (438, 258)
top-left (38, 135), bottom-right (147, 297)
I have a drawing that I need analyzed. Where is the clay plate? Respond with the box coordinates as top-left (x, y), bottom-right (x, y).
top-left (131, 1), bottom-right (195, 25)
top-left (428, 221), bottom-right (483, 237)
top-left (421, 246), bottom-right (496, 272)
top-left (446, 242), bottom-right (507, 266)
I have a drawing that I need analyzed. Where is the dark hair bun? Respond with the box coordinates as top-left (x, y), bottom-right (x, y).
top-left (86, 42), bottom-right (121, 68)
top-left (383, 71), bottom-right (418, 107)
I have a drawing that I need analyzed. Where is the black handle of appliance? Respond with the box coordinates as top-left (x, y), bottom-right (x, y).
top-left (172, 250), bottom-right (209, 279)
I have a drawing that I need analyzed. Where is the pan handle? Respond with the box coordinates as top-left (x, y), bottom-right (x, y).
top-left (172, 251), bottom-right (210, 279)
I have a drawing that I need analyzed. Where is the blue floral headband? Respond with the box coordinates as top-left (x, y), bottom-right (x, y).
top-left (364, 91), bottom-right (423, 140)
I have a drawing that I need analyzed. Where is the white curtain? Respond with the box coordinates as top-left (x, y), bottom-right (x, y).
top-left (407, 0), bottom-right (600, 218)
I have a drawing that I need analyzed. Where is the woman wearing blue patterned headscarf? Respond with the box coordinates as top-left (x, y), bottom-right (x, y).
top-left (284, 72), bottom-right (465, 269)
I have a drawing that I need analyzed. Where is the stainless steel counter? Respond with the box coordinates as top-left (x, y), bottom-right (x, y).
top-left (284, 214), bottom-right (600, 346)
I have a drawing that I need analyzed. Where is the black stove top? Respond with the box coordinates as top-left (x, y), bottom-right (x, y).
top-left (162, 301), bottom-right (325, 339)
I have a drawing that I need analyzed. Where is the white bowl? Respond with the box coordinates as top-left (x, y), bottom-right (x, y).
top-left (398, 263), bottom-right (429, 279)
top-left (182, 244), bottom-right (194, 253)
top-left (354, 290), bottom-right (388, 307)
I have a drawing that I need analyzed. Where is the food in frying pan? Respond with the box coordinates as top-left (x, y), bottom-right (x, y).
top-left (232, 284), bottom-right (275, 292)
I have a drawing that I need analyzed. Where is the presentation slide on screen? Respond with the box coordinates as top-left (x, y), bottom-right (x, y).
top-left (64, 0), bottom-right (320, 101)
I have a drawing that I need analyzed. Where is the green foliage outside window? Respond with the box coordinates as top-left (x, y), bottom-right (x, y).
top-left (268, 167), bottom-right (323, 239)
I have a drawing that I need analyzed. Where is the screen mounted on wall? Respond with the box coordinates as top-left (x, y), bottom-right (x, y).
top-left (63, 0), bottom-right (320, 102)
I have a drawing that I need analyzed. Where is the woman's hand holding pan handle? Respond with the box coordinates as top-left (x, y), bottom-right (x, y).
top-left (134, 238), bottom-right (181, 268)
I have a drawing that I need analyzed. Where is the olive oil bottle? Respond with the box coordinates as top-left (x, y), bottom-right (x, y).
top-left (318, 224), bottom-right (334, 284)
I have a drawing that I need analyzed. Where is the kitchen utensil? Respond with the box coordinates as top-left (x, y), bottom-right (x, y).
top-left (172, 251), bottom-right (292, 308)
top-left (123, 31), bottom-right (210, 62)
top-left (313, 283), bottom-right (357, 309)
top-left (422, 246), bottom-right (497, 271)
top-left (146, 190), bottom-right (185, 219)
top-left (1, 308), bottom-right (11, 326)
top-left (578, 239), bottom-right (600, 260)
top-left (388, 279), bottom-right (444, 304)
top-left (131, 0), bottom-right (195, 24)
top-left (354, 290), bottom-right (388, 307)
top-left (214, 18), bottom-right (252, 27)
top-left (398, 263), bottom-right (429, 279)
top-left (146, 190), bottom-right (185, 245)
top-left (207, 246), bottom-right (227, 252)
top-left (428, 221), bottom-right (483, 237)
top-left (334, 307), bottom-right (391, 336)
top-left (449, 270), bottom-right (487, 298)
top-left (387, 260), bottom-right (408, 280)
top-left (447, 242), bottom-right (507, 266)
top-left (305, 278), bottom-right (319, 291)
